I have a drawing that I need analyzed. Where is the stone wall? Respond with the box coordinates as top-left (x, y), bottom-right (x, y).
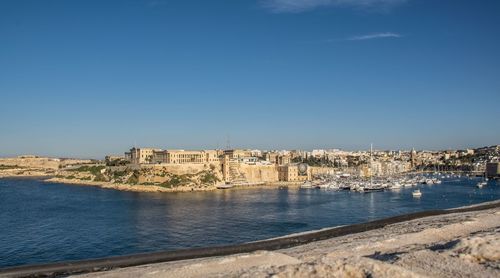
top-left (237, 164), bottom-right (279, 183)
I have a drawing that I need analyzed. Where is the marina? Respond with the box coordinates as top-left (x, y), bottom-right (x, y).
top-left (301, 172), bottom-right (480, 193)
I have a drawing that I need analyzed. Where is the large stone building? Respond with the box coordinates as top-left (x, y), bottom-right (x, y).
top-left (152, 150), bottom-right (220, 164)
top-left (486, 162), bottom-right (500, 179)
top-left (125, 148), bottom-right (161, 164)
top-left (126, 148), bottom-right (221, 165)
top-left (277, 164), bottom-right (311, 182)
top-left (223, 149), bottom-right (253, 160)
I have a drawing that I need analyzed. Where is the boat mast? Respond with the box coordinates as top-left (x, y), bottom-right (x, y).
top-left (370, 143), bottom-right (373, 187)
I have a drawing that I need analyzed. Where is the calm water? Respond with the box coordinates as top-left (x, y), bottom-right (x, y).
top-left (0, 177), bottom-right (499, 268)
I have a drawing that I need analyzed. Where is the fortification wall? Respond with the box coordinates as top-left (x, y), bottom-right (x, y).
top-left (238, 164), bottom-right (279, 183)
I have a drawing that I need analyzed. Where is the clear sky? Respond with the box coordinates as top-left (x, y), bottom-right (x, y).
top-left (1, 0), bottom-right (499, 158)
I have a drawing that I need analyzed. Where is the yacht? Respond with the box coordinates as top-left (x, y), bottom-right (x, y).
top-left (412, 189), bottom-right (422, 198)
top-left (477, 179), bottom-right (487, 188)
top-left (390, 182), bottom-right (402, 189)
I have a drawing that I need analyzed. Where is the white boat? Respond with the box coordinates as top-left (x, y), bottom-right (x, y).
top-left (216, 183), bottom-right (234, 189)
top-left (476, 181), bottom-right (487, 188)
top-left (412, 189), bottom-right (422, 198)
top-left (318, 183), bottom-right (330, 189)
top-left (300, 181), bottom-right (313, 189)
top-left (391, 182), bottom-right (402, 189)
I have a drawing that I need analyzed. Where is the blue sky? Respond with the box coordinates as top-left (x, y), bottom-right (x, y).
top-left (1, 0), bottom-right (499, 158)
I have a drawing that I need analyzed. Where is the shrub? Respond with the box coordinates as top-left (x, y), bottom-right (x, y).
top-left (127, 170), bottom-right (140, 184)
top-left (93, 173), bottom-right (107, 182)
top-left (70, 165), bottom-right (106, 176)
top-left (160, 174), bottom-right (191, 188)
top-left (200, 171), bottom-right (220, 184)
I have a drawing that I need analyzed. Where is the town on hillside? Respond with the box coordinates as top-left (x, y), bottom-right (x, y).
top-left (2, 146), bottom-right (499, 192)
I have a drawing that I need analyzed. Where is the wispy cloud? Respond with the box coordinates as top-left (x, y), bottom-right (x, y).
top-left (261, 0), bottom-right (408, 13)
top-left (346, 32), bottom-right (402, 41)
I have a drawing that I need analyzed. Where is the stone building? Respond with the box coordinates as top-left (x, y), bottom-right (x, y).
top-left (223, 149), bottom-right (253, 160)
top-left (125, 148), bottom-right (161, 164)
top-left (486, 162), bottom-right (500, 179)
top-left (152, 150), bottom-right (220, 164)
top-left (277, 164), bottom-right (310, 182)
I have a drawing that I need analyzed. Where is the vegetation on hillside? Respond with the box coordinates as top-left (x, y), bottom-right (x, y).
top-left (57, 164), bottom-right (221, 189)
top-left (0, 164), bottom-right (24, 170)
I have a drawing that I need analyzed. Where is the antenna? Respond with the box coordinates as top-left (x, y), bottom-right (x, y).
top-left (226, 134), bottom-right (231, 150)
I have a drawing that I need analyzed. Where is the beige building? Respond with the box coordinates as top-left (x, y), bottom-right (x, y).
top-left (265, 152), bottom-right (279, 164)
top-left (278, 164), bottom-right (310, 182)
top-left (277, 155), bottom-right (291, 165)
top-left (223, 149), bottom-right (253, 160)
top-left (152, 150), bottom-right (220, 164)
top-left (486, 162), bottom-right (500, 179)
top-left (125, 148), bottom-right (161, 164)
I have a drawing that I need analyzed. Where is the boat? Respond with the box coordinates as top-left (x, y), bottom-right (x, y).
top-left (412, 189), bottom-right (422, 198)
top-left (476, 181), bottom-right (487, 188)
top-left (339, 185), bottom-right (351, 190)
top-left (424, 179), bottom-right (434, 185)
top-left (216, 182), bottom-right (234, 189)
top-left (317, 183), bottom-right (330, 189)
top-left (390, 182), bottom-right (402, 189)
top-left (300, 181), bottom-right (313, 189)
top-left (362, 187), bottom-right (385, 193)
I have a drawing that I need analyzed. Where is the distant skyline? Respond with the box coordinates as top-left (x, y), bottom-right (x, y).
top-left (1, 0), bottom-right (499, 158)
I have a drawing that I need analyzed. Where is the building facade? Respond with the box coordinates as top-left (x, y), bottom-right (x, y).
top-left (486, 162), bottom-right (500, 179)
top-left (125, 148), bottom-right (161, 164)
top-left (277, 164), bottom-right (310, 182)
top-left (152, 150), bottom-right (220, 164)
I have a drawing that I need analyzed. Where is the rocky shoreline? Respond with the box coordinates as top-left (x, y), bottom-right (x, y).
top-left (44, 177), bottom-right (218, 193)
top-left (1, 171), bottom-right (301, 193)
top-left (43, 177), bottom-right (301, 193)
top-left (75, 201), bottom-right (500, 278)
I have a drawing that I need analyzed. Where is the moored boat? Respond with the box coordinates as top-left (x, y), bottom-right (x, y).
top-left (216, 183), bottom-right (234, 189)
top-left (412, 189), bottom-right (422, 197)
top-left (300, 181), bottom-right (313, 189)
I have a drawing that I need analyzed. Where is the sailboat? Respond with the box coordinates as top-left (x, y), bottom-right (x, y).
top-left (477, 174), bottom-right (488, 188)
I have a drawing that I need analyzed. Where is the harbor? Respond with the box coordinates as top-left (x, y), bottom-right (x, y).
top-left (301, 172), bottom-right (488, 194)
